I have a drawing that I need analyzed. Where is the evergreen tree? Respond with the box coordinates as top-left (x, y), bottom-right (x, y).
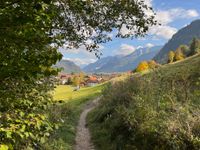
top-left (190, 38), bottom-right (200, 55)
top-left (179, 45), bottom-right (190, 56)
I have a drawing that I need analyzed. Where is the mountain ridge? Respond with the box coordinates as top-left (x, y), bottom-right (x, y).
top-left (83, 45), bottom-right (162, 73)
top-left (54, 59), bottom-right (82, 73)
top-left (154, 19), bottom-right (200, 63)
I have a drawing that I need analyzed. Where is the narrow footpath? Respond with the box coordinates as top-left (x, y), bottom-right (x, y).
top-left (75, 97), bottom-right (100, 150)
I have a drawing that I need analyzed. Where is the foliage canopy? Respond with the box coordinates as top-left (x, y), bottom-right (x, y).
top-left (0, 0), bottom-right (157, 149)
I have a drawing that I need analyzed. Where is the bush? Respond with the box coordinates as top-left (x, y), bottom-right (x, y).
top-left (136, 61), bottom-right (149, 72)
top-left (0, 78), bottom-right (56, 149)
top-left (148, 60), bottom-right (159, 69)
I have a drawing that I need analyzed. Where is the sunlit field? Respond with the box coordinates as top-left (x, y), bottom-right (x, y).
top-left (53, 84), bottom-right (104, 102)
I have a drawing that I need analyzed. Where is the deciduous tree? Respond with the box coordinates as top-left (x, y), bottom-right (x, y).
top-left (79, 72), bottom-right (85, 83)
top-left (179, 45), bottom-right (190, 56)
top-left (136, 61), bottom-right (149, 72)
top-left (175, 48), bottom-right (185, 61)
top-left (168, 51), bottom-right (175, 63)
top-left (73, 75), bottom-right (80, 87)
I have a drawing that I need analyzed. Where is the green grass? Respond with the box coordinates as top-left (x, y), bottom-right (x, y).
top-left (88, 54), bottom-right (200, 150)
top-left (54, 84), bottom-right (103, 103)
top-left (44, 84), bottom-right (105, 150)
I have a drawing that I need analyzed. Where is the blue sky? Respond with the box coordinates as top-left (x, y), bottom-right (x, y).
top-left (60, 0), bottom-right (200, 67)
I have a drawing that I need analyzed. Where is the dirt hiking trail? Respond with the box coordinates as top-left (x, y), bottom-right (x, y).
top-left (75, 97), bottom-right (100, 150)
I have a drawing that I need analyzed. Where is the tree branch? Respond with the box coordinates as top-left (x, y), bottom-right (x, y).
top-left (0, 0), bottom-right (22, 9)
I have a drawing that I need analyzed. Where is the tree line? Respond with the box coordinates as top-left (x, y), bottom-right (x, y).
top-left (168, 38), bottom-right (200, 63)
top-left (134, 37), bottom-right (200, 73)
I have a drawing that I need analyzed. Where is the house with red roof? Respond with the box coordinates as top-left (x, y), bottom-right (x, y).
top-left (86, 75), bottom-right (99, 87)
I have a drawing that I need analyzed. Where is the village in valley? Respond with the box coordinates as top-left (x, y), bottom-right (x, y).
top-left (56, 72), bottom-right (121, 88)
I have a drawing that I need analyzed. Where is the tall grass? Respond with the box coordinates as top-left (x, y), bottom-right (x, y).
top-left (88, 54), bottom-right (200, 150)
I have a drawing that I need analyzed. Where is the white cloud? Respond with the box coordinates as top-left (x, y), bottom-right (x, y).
top-left (155, 11), bottom-right (173, 25)
top-left (186, 10), bottom-right (199, 17)
top-left (149, 25), bottom-right (177, 39)
top-left (148, 8), bottom-right (199, 39)
top-left (59, 44), bottom-right (103, 67)
top-left (118, 4), bottom-right (199, 40)
top-left (143, 0), bottom-right (153, 7)
top-left (63, 57), bottom-right (96, 66)
top-left (119, 24), bottom-right (132, 36)
top-left (145, 43), bottom-right (154, 48)
top-left (119, 0), bottom-right (153, 36)
top-left (60, 44), bottom-right (104, 58)
top-left (116, 44), bottom-right (136, 55)
top-left (156, 8), bottom-right (199, 25)
top-left (107, 33), bottom-right (114, 38)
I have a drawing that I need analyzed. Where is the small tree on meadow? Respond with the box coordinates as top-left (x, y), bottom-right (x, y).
top-left (79, 72), bottom-right (85, 83)
top-left (168, 51), bottom-right (175, 63)
top-left (67, 77), bottom-right (73, 85)
top-left (190, 38), bottom-right (200, 55)
top-left (148, 60), bottom-right (158, 69)
top-left (179, 45), bottom-right (190, 56)
top-left (136, 61), bottom-right (149, 72)
top-left (73, 75), bottom-right (80, 87)
top-left (175, 47), bottom-right (185, 61)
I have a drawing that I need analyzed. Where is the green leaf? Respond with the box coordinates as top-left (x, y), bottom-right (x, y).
top-left (6, 131), bottom-right (12, 139)
top-left (40, 137), bottom-right (45, 144)
top-left (0, 144), bottom-right (9, 150)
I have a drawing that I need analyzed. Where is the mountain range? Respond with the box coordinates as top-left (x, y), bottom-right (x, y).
top-left (154, 19), bottom-right (200, 63)
top-left (83, 46), bottom-right (162, 73)
top-left (56, 19), bottom-right (200, 73)
top-left (54, 59), bottom-right (82, 73)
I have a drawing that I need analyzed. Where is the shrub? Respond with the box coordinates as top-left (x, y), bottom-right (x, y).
top-left (136, 61), bottom-right (149, 72)
top-left (0, 78), bottom-right (56, 149)
top-left (148, 60), bottom-right (159, 69)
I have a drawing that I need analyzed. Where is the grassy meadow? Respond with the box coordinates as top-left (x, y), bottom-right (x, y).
top-left (88, 54), bottom-right (200, 150)
top-left (53, 84), bottom-right (103, 102)
top-left (44, 84), bottom-right (105, 150)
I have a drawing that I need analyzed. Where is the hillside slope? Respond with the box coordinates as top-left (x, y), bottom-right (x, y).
top-left (84, 46), bottom-right (162, 73)
top-left (154, 19), bottom-right (200, 63)
top-left (88, 54), bottom-right (200, 150)
top-left (54, 59), bottom-right (82, 73)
